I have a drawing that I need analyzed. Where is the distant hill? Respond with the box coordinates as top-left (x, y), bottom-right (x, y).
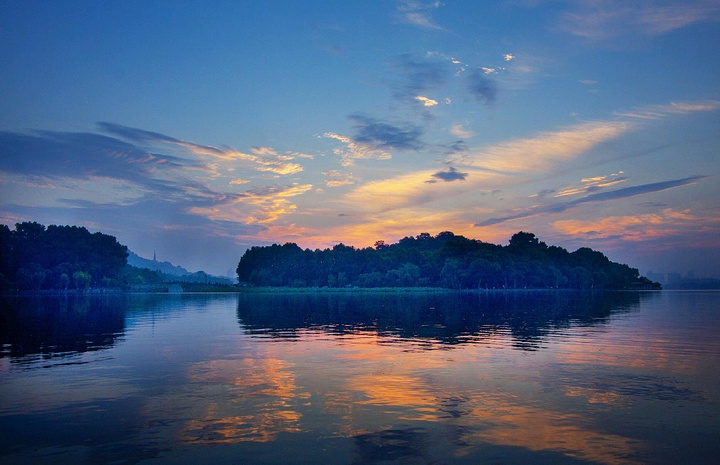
top-left (127, 251), bottom-right (192, 276)
top-left (128, 251), bottom-right (234, 285)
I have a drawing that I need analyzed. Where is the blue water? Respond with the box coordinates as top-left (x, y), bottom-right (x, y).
top-left (1, 290), bottom-right (719, 464)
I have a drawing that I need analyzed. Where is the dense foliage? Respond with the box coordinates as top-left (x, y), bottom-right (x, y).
top-left (236, 231), bottom-right (660, 290)
top-left (0, 222), bottom-right (129, 290)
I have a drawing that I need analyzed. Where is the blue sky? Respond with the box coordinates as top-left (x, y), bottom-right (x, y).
top-left (1, 0), bottom-right (719, 277)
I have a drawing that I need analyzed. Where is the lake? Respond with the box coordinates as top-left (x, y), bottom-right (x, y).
top-left (1, 290), bottom-right (719, 464)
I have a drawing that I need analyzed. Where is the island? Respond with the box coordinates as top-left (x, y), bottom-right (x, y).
top-left (236, 231), bottom-right (660, 290)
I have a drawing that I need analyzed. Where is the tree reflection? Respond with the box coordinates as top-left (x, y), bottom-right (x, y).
top-left (352, 427), bottom-right (430, 464)
top-left (237, 291), bottom-right (647, 350)
top-left (0, 294), bottom-right (127, 364)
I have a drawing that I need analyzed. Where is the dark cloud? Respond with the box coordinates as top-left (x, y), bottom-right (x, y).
top-left (392, 54), bottom-right (448, 100)
top-left (427, 167), bottom-right (468, 183)
top-left (98, 122), bottom-right (182, 144)
top-left (349, 114), bottom-right (425, 151)
top-left (466, 69), bottom-right (497, 105)
top-left (98, 122), bottom-right (226, 157)
top-left (476, 176), bottom-right (705, 226)
top-left (0, 128), bottom-right (214, 201)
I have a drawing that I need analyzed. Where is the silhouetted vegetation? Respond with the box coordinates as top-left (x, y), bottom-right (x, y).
top-left (237, 231), bottom-right (660, 290)
top-left (0, 222), bottom-right (129, 290)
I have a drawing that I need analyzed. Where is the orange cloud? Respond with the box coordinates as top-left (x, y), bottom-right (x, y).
top-left (189, 183), bottom-right (313, 225)
top-left (448, 121), bottom-right (634, 174)
top-left (552, 208), bottom-right (711, 242)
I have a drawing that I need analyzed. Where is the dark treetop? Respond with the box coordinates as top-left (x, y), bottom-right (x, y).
top-left (236, 231), bottom-right (660, 290)
top-left (0, 222), bottom-right (129, 290)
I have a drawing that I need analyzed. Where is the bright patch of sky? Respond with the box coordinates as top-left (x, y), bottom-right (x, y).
top-left (1, 0), bottom-right (719, 277)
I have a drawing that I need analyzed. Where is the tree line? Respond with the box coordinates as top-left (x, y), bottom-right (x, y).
top-left (0, 222), bottom-right (132, 290)
top-left (236, 231), bottom-right (660, 290)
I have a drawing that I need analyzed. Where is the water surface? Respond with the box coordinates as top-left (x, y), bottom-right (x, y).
top-left (1, 291), bottom-right (718, 464)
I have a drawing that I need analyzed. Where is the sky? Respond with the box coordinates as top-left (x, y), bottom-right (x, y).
top-left (1, 0), bottom-right (719, 278)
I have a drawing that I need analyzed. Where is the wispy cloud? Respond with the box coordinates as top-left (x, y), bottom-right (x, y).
top-left (101, 122), bottom-right (305, 176)
top-left (322, 170), bottom-right (355, 188)
top-left (552, 208), bottom-right (716, 243)
top-left (322, 132), bottom-right (392, 167)
top-left (189, 183), bottom-right (313, 225)
top-left (341, 167), bottom-right (501, 215)
top-left (476, 176), bottom-right (706, 227)
top-left (449, 124), bottom-right (474, 139)
top-left (396, 0), bottom-right (444, 30)
top-left (553, 172), bottom-right (628, 198)
top-left (614, 100), bottom-right (720, 120)
top-left (0, 128), bottom-right (205, 200)
top-left (559, 1), bottom-right (720, 40)
top-left (448, 121), bottom-right (634, 174)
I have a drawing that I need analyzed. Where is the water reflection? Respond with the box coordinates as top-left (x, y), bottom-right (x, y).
top-left (0, 294), bottom-right (126, 366)
top-left (2, 291), bottom-right (716, 465)
top-left (237, 291), bottom-right (644, 350)
top-left (353, 427), bottom-right (430, 464)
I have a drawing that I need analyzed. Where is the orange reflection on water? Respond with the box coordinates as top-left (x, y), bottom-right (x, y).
top-left (558, 332), bottom-right (697, 374)
top-left (181, 407), bottom-right (302, 444)
top-left (177, 356), bottom-right (308, 444)
top-left (460, 395), bottom-right (642, 465)
top-left (320, 335), bottom-right (644, 465)
top-left (350, 373), bottom-right (439, 420)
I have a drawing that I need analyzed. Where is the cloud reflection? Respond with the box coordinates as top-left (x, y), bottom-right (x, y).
top-left (179, 357), bottom-right (308, 444)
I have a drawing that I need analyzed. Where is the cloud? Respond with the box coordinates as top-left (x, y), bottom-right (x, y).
top-left (415, 96), bottom-right (439, 107)
top-left (0, 129), bottom-right (205, 200)
top-left (427, 167), bottom-right (468, 183)
top-left (448, 120), bottom-right (634, 174)
top-left (614, 100), bottom-right (720, 120)
top-left (450, 124), bottom-right (474, 139)
top-left (553, 172), bottom-right (628, 198)
top-left (559, 1), bottom-right (720, 40)
top-left (476, 176), bottom-right (706, 227)
top-left (0, 172), bottom-right (151, 208)
top-left (340, 166), bottom-right (504, 216)
top-left (348, 114), bottom-right (425, 151)
top-left (322, 132), bottom-right (392, 167)
top-left (189, 183), bottom-right (313, 225)
top-left (396, 0), bottom-right (444, 30)
top-left (343, 170), bottom-right (455, 213)
top-left (101, 122), bottom-right (305, 176)
top-left (442, 140), bottom-right (468, 156)
top-left (466, 68), bottom-right (497, 105)
top-left (326, 179), bottom-right (355, 188)
top-left (391, 54), bottom-right (449, 101)
top-left (504, 54), bottom-right (515, 61)
top-left (322, 170), bottom-right (355, 188)
top-left (552, 208), bottom-right (714, 243)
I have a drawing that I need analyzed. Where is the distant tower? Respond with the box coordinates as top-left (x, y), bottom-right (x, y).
top-left (153, 250), bottom-right (157, 262)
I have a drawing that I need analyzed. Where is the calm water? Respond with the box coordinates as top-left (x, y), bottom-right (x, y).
top-left (1, 290), bottom-right (719, 465)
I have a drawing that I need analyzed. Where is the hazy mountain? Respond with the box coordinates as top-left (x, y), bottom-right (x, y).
top-left (127, 251), bottom-right (234, 284)
top-left (127, 251), bottom-right (191, 276)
